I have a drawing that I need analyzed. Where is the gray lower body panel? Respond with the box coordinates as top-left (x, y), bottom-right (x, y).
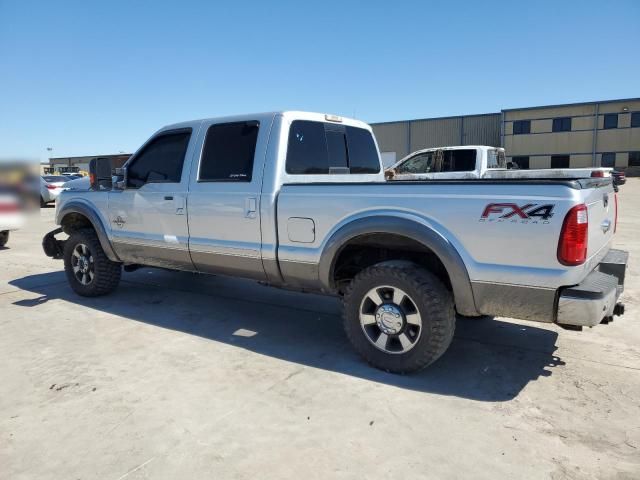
top-left (472, 249), bottom-right (628, 326)
top-left (471, 281), bottom-right (557, 322)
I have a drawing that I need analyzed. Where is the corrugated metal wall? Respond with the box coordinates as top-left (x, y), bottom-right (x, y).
top-left (371, 122), bottom-right (410, 159)
top-left (372, 113), bottom-right (501, 159)
top-left (410, 117), bottom-right (462, 151)
top-left (462, 114), bottom-right (501, 146)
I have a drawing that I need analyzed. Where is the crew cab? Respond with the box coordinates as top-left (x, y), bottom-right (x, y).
top-left (43, 112), bottom-right (628, 373)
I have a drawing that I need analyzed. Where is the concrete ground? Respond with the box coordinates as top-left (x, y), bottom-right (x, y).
top-left (1, 181), bottom-right (639, 480)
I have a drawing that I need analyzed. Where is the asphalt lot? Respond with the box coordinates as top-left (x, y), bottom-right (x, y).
top-left (1, 181), bottom-right (639, 480)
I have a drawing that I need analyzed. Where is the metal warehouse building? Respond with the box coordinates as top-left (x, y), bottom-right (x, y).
top-left (372, 113), bottom-right (501, 167)
top-left (372, 97), bottom-right (640, 174)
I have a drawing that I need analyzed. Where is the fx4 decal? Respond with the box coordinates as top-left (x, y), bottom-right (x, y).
top-left (480, 203), bottom-right (555, 223)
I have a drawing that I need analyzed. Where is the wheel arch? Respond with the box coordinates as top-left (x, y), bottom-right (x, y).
top-left (318, 215), bottom-right (479, 316)
top-left (58, 201), bottom-right (121, 263)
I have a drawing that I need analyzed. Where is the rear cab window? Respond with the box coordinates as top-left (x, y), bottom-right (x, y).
top-left (286, 120), bottom-right (380, 175)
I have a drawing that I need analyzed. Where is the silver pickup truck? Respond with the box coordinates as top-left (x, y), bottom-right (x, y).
top-left (43, 111), bottom-right (628, 373)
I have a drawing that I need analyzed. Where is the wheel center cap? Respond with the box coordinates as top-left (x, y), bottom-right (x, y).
top-left (375, 304), bottom-right (404, 334)
top-left (79, 257), bottom-right (89, 272)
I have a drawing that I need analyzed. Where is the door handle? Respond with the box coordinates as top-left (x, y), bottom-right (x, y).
top-left (164, 196), bottom-right (174, 201)
top-left (245, 197), bottom-right (257, 218)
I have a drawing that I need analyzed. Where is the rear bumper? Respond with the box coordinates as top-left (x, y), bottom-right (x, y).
top-left (556, 249), bottom-right (628, 327)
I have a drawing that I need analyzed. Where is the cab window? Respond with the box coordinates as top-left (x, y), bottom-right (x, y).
top-left (198, 121), bottom-right (260, 182)
top-left (396, 152), bottom-right (434, 174)
top-left (127, 129), bottom-right (191, 188)
top-left (286, 120), bottom-right (380, 174)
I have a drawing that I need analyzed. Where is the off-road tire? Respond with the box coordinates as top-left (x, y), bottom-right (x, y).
top-left (343, 265), bottom-right (455, 373)
top-left (63, 228), bottom-right (121, 296)
top-left (0, 231), bottom-right (8, 247)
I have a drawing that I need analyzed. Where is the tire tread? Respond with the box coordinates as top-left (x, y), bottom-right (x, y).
top-left (63, 228), bottom-right (121, 297)
top-left (342, 265), bottom-right (455, 373)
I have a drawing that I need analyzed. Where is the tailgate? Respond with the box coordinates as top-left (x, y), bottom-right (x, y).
top-left (583, 179), bottom-right (616, 260)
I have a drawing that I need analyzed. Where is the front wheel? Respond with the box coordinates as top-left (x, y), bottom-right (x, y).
top-left (0, 231), bottom-right (8, 247)
top-left (343, 265), bottom-right (455, 373)
top-left (63, 229), bottom-right (121, 296)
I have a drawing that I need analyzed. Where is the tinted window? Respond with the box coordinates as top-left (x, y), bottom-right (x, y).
top-left (513, 120), bottom-right (530, 135)
top-left (325, 129), bottom-right (348, 170)
top-left (511, 156), bottom-right (530, 169)
top-left (127, 130), bottom-right (191, 188)
top-left (629, 152), bottom-right (640, 167)
top-left (442, 149), bottom-right (476, 171)
top-left (552, 117), bottom-right (572, 132)
top-left (199, 121), bottom-right (259, 182)
top-left (551, 155), bottom-right (570, 168)
top-left (603, 113), bottom-right (618, 129)
top-left (601, 152), bottom-right (616, 168)
top-left (396, 152), bottom-right (434, 174)
top-left (286, 120), bottom-right (380, 174)
top-left (286, 121), bottom-right (330, 174)
top-left (631, 113), bottom-right (640, 128)
top-left (345, 126), bottom-right (380, 173)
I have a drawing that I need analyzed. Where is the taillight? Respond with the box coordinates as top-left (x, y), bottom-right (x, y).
top-left (45, 184), bottom-right (56, 190)
top-left (558, 204), bottom-right (588, 266)
top-left (591, 170), bottom-right (604, 178)
top-left (614, 193), bottom-right (618, 233)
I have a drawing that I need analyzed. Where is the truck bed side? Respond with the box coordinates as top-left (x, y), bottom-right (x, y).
top-left (276, 179), bottom-right (615, 321)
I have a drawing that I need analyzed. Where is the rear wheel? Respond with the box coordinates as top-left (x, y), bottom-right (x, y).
top-left (343, 265), bottom-right (455, 373)
top-left (63, 229), bottom-right (121, 296)
top-left (0, 231), bottom-right (8, 247)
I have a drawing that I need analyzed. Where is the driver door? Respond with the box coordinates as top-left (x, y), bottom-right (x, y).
top-left (108, 127), bottom-right (197, 270)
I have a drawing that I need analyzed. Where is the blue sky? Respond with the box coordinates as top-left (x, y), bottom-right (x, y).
top-left (1, 0), bottom-right (638, 161)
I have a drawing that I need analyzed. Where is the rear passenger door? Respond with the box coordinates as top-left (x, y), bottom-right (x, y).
top-left (187, 119), bottom-right (269, 280)
top-left (109, 127), bottom-right (196, 270)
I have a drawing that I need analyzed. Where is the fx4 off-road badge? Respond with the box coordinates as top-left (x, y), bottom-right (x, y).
top-left (480, 203), bottom-right (555, 224)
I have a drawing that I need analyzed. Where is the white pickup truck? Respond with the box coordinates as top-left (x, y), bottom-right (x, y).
top-left (43, 111), bottom-right (628, 373)
top-left (386, 145), bottom-right (612, 181)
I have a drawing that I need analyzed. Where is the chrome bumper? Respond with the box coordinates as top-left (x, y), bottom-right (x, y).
top-left (557, 249), bottom-right (628, 328)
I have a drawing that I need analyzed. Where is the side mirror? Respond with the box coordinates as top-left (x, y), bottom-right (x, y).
top-left (89, 157), bottom-right (113, 191)
top-left (114, 167), bottom-right (126, 190)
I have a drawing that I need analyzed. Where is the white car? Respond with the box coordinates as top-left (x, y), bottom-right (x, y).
top-left (0, 193), bottom-right (23, 247)
top-left (41, 175), bottom-right (68, 206)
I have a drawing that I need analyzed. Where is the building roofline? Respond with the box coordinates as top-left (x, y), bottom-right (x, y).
top-left (370, 112), bottom-right (500, 126)
top-left (501, 97), bottom-right (640, 112)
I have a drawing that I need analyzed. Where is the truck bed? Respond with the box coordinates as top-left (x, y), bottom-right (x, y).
top-left (276, 178), bottom-right (615, 293)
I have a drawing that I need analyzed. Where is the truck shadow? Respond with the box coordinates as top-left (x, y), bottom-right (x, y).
top-left (10, 269), bottom-right (563, 402)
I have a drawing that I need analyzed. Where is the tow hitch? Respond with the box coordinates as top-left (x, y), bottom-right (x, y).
top-left (42, 228), bottom-right (65, 259)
